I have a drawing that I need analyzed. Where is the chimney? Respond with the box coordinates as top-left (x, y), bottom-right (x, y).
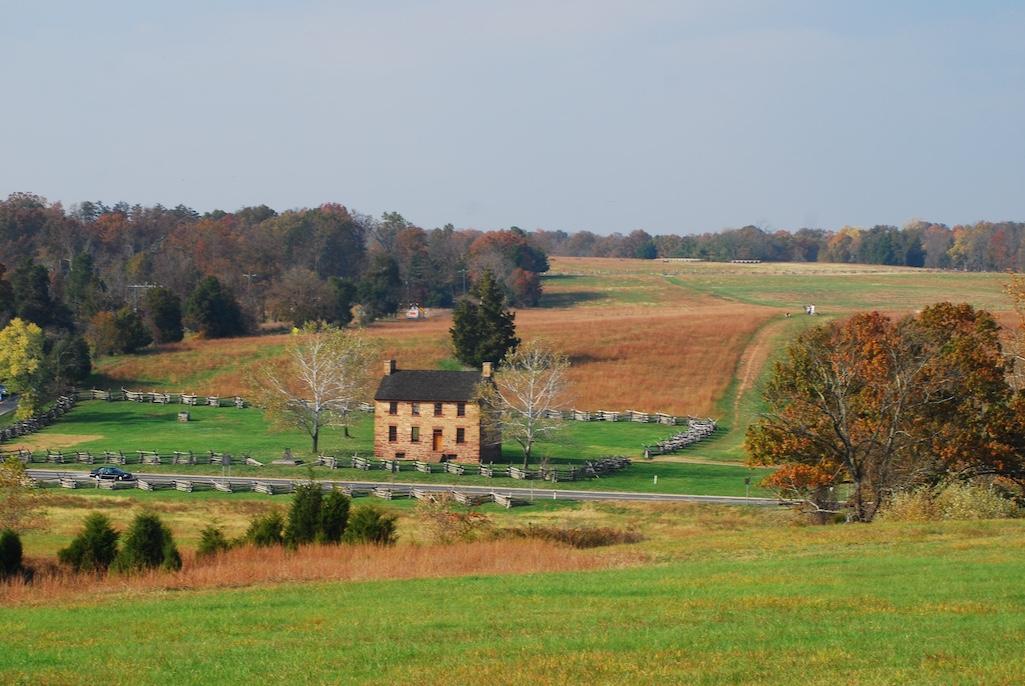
top-left (482, 361), bottom-right (492, 378)
top-left (384, 359), bottom-right (397, 376)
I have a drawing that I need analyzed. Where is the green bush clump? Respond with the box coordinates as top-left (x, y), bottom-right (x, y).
top-left (244, 511), bottom-right (285, 547)
top-left (342, 506), bottom-right (398, 545)
top-left (247, 486), bottom-right (351, 549)
top-left (285, 482), bottom-right (323, 547)
top-left (318, 489), bottom-right (351, 544)
top-left (111, 512), bottom-right (181, 573)
top-left (0, 529), bottom-right (23, 580)
top-left (880, 482), bottom-right (1021, 522)
top-left (196, 524), bottom-right (232, 559)
top-left (58, 513), bottom-right (119, 573)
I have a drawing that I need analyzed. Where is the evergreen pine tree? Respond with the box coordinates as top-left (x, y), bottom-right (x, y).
top-left (142, 287), bottom-right (184, 343)
top-left (356, 254), bottom-right (401, 320)
top-left (11, 259), bottom-right (57, 328)
top-left (113, 307), bottom-right (152, 353)
top-left (0, 262), bottom-right (13, 324)
top-left (58, 512), bottom-right (119, 573)
top-left (243, 511), bottom-right (284, 547)
top-left (327, 277), bottom-right (356, 326)
top-left (196, 524), bottom-right (232, 558)
top-left (0, 529), bottom-right (23, 580)
top-left (65, 252), bottom-right (105, 320)
top-left (284, 481), bottom-right (323, 547)
top-left (449, 270), bottom-right (519, 368)
top-left (44, 334), bottom-right (92, 391)
top-left (318, 489), bottom-right (351, 544)
top-left (184, 277), bottom-right (245, 339)
top-left (111, 512), bottom-right (181, 573)
top-left (342, 506), bottom-right (397, 545)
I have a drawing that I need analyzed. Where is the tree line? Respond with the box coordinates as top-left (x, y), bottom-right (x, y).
top-left (0, 193), bottom-right (552, 416)
top-left (531, 220), bottom-right (1025, 270)
top-left (0, 192), bottom-right (550, 333)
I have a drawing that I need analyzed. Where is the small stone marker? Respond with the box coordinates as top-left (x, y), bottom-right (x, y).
top-left (177, 412), bottom-right (190, 423)
top-left (272, 447), bottom-right (302, 466)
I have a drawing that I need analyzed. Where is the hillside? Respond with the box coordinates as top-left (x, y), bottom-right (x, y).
top-left (87, 257), bottom-right (1013, 462)
top-left (4, 501), bottom-right (1025, 685)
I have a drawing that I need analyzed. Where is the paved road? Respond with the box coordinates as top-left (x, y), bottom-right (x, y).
top-left (0, 394), bottom-right (17, 417)
top-left (26, 468), bottom-right (785, 507)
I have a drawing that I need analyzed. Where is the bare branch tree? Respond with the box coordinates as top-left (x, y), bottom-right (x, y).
top-left (477, 339), bottom-right (570, 470)
top-left (256, 324), bottom-right (378, 454)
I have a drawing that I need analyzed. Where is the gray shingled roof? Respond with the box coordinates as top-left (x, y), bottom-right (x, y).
top-left (374, 370), bottom-right (483, 402)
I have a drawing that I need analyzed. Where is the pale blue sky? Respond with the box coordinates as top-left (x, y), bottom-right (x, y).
top-left (1, 1), bottom-right (1023, 233)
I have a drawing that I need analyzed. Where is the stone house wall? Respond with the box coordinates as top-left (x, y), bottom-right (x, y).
top-left (373, 399), bottom-right (501, 463)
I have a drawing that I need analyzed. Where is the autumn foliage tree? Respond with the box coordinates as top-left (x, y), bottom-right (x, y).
top-left (747, 303), bottom-right (1016, 522)
top-left (265, 267), bottom-right (337, 327)
top-left (0, 318), bottom-right (45, 418)
top-left (468, 228), bottom-right (548, 306)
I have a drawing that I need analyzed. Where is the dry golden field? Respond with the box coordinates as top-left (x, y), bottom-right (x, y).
top-left (93, 257), bottom-right (1014, 419)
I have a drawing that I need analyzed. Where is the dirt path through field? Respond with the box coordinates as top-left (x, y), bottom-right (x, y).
top-left (730, 317), bottom-right (790, 429)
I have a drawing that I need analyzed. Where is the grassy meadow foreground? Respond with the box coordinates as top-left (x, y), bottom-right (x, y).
top-left (3, 494), bottom-right (1025, 685)
top-left (5, 259), bottom-right (1024, 685)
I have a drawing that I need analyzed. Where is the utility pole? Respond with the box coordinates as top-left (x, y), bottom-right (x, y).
top-left (242, 273), bottom-right (260, 319)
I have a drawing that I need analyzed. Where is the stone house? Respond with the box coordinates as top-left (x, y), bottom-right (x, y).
top-left (373, 360), bottom-right (501, 463)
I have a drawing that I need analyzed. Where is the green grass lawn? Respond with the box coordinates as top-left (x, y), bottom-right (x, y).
top-left (16, 401), bottom-right (375, 457)
top-left (4, 517), bottom-right (1025, 685)
top-left (666, 270), bottom-right (1010, 312)
top-left (13, 401), bottom-right (772, 497)
top-left (27, 459), bottom-right (769, 497)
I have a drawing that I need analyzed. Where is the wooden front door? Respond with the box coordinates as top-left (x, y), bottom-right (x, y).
top-left (432, 429), bottom-right (443, 451)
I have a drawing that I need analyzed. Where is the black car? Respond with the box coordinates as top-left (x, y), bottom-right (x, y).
top-left (89, 466), bottom-right (135, 481)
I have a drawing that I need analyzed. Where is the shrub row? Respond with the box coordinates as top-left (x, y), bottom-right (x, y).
top-left (52, 483), bottom-right (398, 581)
top-left (498, 524), bottom-right (643, 549)
top-left (59, 512), bottom-right (180, 574)
top-left (879, 482), bottom-right (1022, 522)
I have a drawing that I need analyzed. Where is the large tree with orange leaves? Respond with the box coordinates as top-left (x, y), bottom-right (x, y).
top-left (747, 303), bottom-right (1015, 522)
